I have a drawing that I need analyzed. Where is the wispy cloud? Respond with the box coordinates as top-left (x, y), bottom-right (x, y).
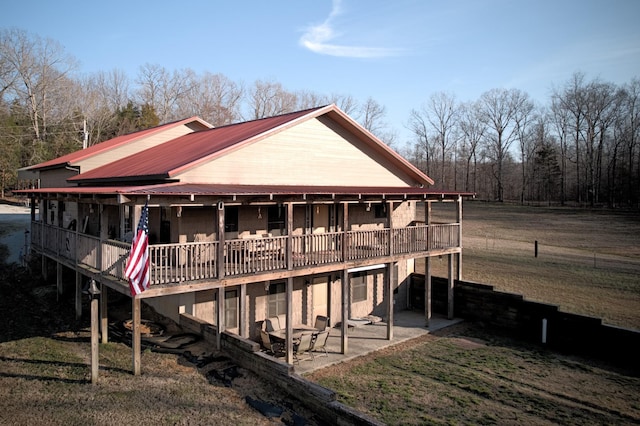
top-left (299, 0), bottom-right (405, 58)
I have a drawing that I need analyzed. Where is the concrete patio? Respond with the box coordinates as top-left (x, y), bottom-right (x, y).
top-left (291, 310), bottom-right (463, 375)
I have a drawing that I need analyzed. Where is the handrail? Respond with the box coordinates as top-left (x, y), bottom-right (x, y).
top-left (29, 222), bottom-right (460, 286)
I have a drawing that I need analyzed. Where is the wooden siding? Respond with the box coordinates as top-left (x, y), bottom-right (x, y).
top-left (39, 168), bottom-right (77, 188)
top-left (176, 117), bottom-right (416, 186)
top-left (75, 125), bottom-right (198, 173)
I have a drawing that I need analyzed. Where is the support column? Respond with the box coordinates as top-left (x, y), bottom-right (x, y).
top-left (100, 283), bottom-right (108, 344)
top-left (286, 203), bottom-right (293, 271)
top-left (216, 203), bottom-right (225, 279)
top-left (89, 281), bottom-right (100, 384)
top-left (285, 277), bottom-right (293, 364)
top-left (386, 262), bottom-right (394, 340)
top-left (216, 287), bottom-right (224, 350)
top-left (132, 297), bottom-right (141, 375)
top-left (425, 257), bottom-right (432, 328)
top-left (239, 284), bottom-right (247, 338)
top-left (340, 268), bottom-right (348, 354)
top-left (75, 270), bottom-right (82, 319)
top-left (56, 262), bottom-right (62, 297)
top-left (447, 253), bottom-right (454, 320)
top-left (456, 195), bottom-right (463, 280)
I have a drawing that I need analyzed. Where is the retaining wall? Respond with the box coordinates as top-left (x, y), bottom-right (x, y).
top-left (179, 313), bottom-right (383, 426)
top-left (421, 275), bottom-right (639, 368)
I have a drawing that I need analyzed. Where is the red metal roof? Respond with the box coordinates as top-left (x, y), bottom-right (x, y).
top-left (18, 182), bottom-right (474, 200)
top-left (69, 107), bottom-right (325, 183)
top-left (29, 116), bottom-right (212, 171)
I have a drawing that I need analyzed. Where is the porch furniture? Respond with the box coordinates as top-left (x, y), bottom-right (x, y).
top-left (268, 325), bottom-right (317, 342)
top-left (293, 332), bottom-right (314, 363)
top-left (314, 315), bottom-right (329, 331)
top-left (260, 329), bottom-right (283, 356)
top-left (311, 330), bottom-right (329, 358)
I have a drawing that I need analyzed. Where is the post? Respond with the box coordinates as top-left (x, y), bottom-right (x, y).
top-left (447, 253), bottom-right (454, 320)
top-left (285, 277), bottom-right (293, 364)
top-left (75, 271), bottom-right (82, 319)
top-left (286, 203), bottom-right (293, 270)
top-left (100, 283), bottom-right (108, 344)
top-left (216, 287), bottom-right (224, 350)
top-left (386, 262), bottom-right (394, 340)
top-left (341, 268), bottom-right (349, 354)
top-left (88, 280), bottom-right (101, 384)
top-left (132, 297), bottom-right (141, 375)
top-left (535, 240), bottom-right (538, 258)
top-left (425, 257), bottom-right (432, 328)
top-left (239, 284), bottom-right (247, 338)
top-left (456, 195), bottom-right (463, 280)
top-left (217, 203), bottom-right (225, 279)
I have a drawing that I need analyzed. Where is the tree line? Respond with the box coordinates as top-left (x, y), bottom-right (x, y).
top-left (2, 29), bottom-right (638, 208)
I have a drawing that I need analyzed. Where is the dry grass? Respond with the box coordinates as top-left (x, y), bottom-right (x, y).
top-left (424, 201), bottom-right (640, 329)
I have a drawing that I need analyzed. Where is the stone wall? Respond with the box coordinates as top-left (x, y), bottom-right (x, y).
top-left (420, 275), bottom-right (639, 368)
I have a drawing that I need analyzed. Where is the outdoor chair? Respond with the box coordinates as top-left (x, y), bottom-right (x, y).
top-left (260, 329), bottom-right (283, 356)
top-left (293, 333), bottom-right (314, 364)
top-left (311, 330), bottom-right (329, 358)
top-left (314, 315), bottom-right (329, 331)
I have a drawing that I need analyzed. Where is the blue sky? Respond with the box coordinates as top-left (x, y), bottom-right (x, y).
top-left (3, 0), bottom-right (640, 146)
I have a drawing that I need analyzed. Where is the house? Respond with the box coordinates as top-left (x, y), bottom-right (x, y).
top-left (19, 104), bottom-right (471, 371)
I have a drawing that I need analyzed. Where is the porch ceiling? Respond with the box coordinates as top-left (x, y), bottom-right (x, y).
top-left (18, 182), bottom-right (474, 203)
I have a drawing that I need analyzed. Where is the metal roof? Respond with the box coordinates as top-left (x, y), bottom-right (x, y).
top-left (18, 182), bottom-right (473, 202)
top-left (67, 105), bottom-right (435, 187)
top-left (28, 116), bottom-right (212, 171)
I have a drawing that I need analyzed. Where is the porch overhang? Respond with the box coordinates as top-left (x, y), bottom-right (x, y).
top-left (16, 182), bottom-right (475, 204)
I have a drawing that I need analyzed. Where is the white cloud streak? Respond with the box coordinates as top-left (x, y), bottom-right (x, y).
top-left (299, 0), bottom-right (404, 58)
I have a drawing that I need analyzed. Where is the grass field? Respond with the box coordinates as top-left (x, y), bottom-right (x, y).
top-left (307, 202), bottom-right (640, 425)
top-left (424, 201), bottom-right (640, 330)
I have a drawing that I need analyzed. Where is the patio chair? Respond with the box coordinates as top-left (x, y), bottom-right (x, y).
top-left (311, 330), bottom-right (329, 358)
top-left (293, 333), bottom-right (313, 364)
top-left (314, 315), bottom-right (329, 331)
top-left (260, 330), bottom-right (283, 356)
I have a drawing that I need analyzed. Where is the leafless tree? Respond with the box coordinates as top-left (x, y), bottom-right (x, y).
top-left (458, 101), bottom-right (486, 193)
top-left (478, 88), bottom-right (531, 201)
top-left (514, 97), bottom-right (536, 203)
top-left (136, 63), bottom-right (195, 122)
top-left (176, 71), bottom-right (243, 126)
top-left (248, 79), bottom-right (297, 119)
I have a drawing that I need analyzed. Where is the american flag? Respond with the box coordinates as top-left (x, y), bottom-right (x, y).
top-left (125, 202), bottom-right (149, 296)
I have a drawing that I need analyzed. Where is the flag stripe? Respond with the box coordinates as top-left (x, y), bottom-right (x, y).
top-left (125, 202), bottom-right (150, 297)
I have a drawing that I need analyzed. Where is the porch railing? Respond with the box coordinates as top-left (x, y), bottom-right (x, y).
top-left (30, 223), bottom-right (459, 286)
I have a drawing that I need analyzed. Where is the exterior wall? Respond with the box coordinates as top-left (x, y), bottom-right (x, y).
top-left (39, 168), bottom-right (77, 188)
top-left (176, 117), bottom-right (416, 187)
top-left (76, 125), bottom-right (198, 173)
top-left (146, 292), bottom-right (195, 324)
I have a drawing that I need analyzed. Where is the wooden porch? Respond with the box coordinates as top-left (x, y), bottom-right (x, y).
top-left (30, 221), bottom-right (460, 292)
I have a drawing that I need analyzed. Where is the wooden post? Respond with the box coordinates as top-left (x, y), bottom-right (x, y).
top-left (132, 297), bottom-right (141, 375)
top-left (286, 203), bottom-right (293, 271)
top-left (239, 284), bottom-right (246, 338)
top-left (285, 277), bottom-right (293, 364)
top-left (341, 268), bottom-right (348, 354)
top-left (425, 257), bottom-right (432, 328)
top-left (456, 195), bottom-right (463, 280)
top-left (100, 283), bottom-right (108, 344)
top-left (216, 203), bottom-right (225, 279)
top-left (447, 253), bottom-right (454, 320)
top-left (75, 270), bottom-right (82, 319)
top-left (216, 287), bottom-right (224, 350)
top-left (386, 262), bottom-right (394, 340)
top-left (90, 283), bottom-right (100, 384)
top-left (341, 203), bottom-right (348, 261)
top-left (56, 262), bottom-right (62, 297)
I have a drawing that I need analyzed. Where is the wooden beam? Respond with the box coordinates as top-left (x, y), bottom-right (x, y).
top-left (341, 268), bottom-right (348, 354)
top-left (216, 204), bottom-right (225, 279)
top-left (75, 270), bottom-right (82, 319)
top-left (285, 277), bottom-right (293, 364)
top-left (456, 195), bottom-right (462, 280)
top-left (90, 291), bottom-right (99, 384)
top-left (239, 283), bottom-right (246, 338)
top-left (447, 254), bottom-right (454, 320)
top-left (425, 257), bottom-right (432, 328)
top-left (386, 262), bottom-right (394, 340)
top-left (132, 297), bottom-right (141, 375)
top-left (100, 283), bottom-right (108, 344)
top-left (286, 203), bottom-right (293, 271)
top-left (216, 287), bottom-right (224, 350)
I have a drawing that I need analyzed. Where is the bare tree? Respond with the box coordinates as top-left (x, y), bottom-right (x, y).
top-left (407, 108), bottom-right (432, 176)
top-left (0, 28), bottom-right (79, 163)
top-left (458, 101), bottom-right (486, 193)
top-left (248, 79), bottom-right (297, 119)
top-left (478, 88), bottom-right (531, 201)
top-left (136, 63), bottom-right (195, 123)
top-left (514, 98), bottom-right (536, 203)
top-left (176, 72), bottom-right (243, 126)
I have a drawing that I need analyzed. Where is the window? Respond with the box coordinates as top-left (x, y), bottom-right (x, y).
top-left (351, 272), bottom-right (367, 303)
top-left (267, 205), bottom-right (285, 233)
top-left (224, 290), bottom-right (238, 329)
top-left (214, 290), bottom-right (239, 329)
top-left (374, 203), bottom-right (387, 219)
top-left (224, 206), bottom-right (239, 232)
top-left (267, 282), bottom-right (286, 317)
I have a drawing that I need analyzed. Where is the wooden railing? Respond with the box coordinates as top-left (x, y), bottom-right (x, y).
top-left (30, 223), bottom-right (460, 286)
